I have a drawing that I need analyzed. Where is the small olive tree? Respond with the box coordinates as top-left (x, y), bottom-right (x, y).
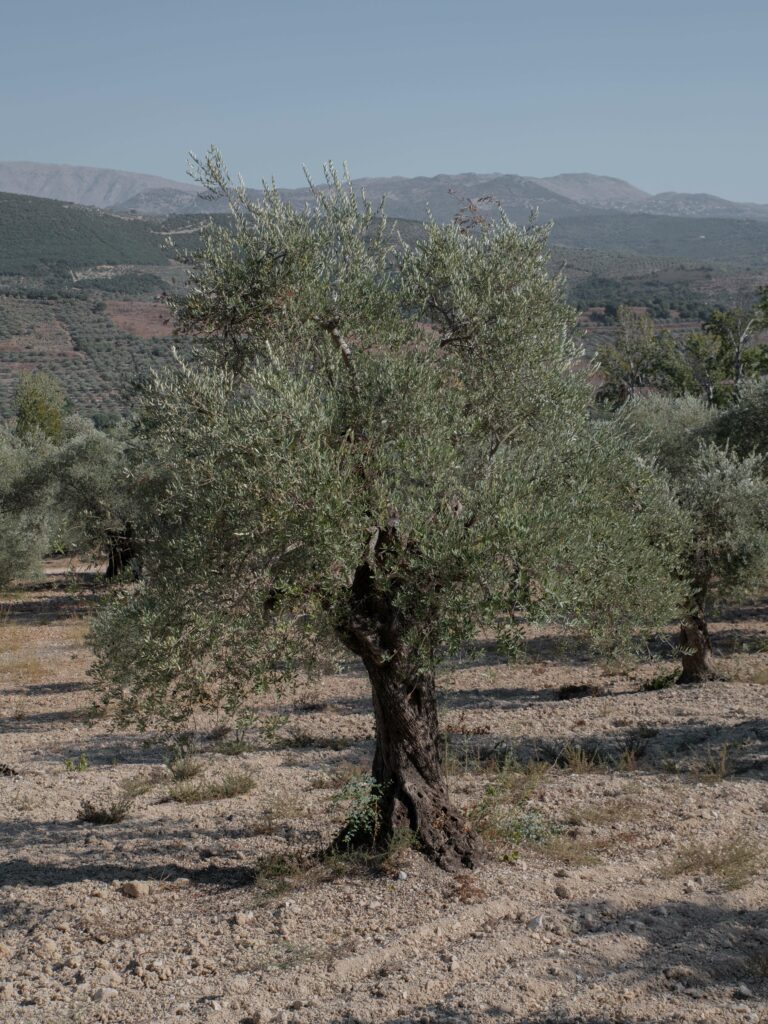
top-left (2, 415), bottom-right (136, 578)
top-left (623, 392), bottom-right (768, 682)
top-left (43, 418), bottom-right (138, 577)
top-left (0, 426), bottom-right (50, 586)
top-left (13, 371), bottom-right (67, 442)
top-left (90, 155), bottom-right (684, 868)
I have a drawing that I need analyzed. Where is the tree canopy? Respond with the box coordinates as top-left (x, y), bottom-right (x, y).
top-left (89, 155), bottom-right (685, 867)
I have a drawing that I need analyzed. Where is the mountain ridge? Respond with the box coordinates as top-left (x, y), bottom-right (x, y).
top-left (4, 162), bottom-right (768, 224)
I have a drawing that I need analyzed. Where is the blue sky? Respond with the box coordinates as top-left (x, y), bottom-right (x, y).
top-left (2, 0), bottom-right (767, 200)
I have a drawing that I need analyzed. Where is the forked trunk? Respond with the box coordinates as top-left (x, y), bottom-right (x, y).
top-left (335, 561), bottom-right (477, 870)
top-left (678, 608), bottom-right (716, 684)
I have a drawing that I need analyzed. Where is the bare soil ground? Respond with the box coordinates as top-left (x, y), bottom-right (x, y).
top-left (2, 565), bottom-right (768, 1024)
top-left (104, 301), bottom-right (174, 339)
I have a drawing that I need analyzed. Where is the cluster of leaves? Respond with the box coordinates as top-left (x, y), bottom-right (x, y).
top-left (622, 386), bottom-right (768, 612)
top-left (88, 154), bottom-right (686, 731)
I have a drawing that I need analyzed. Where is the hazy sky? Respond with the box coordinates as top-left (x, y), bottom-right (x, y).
top-left (3, 0), bottom-right (767, 200)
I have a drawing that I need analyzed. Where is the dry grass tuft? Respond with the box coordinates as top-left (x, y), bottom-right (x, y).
top-left (3, 652), bottom-right (47, 686)
top-left (120, 772), bottom-right (163, 799)
top-left (666, 835), bottom-right (762, 889)
top-left (551, 742), bottom-right (609, 773)
top-left (469, 759), bottom-right (555, 851)
top-left (540, 830), bottom-right (616, 866)
top-left (694, 742), bottom-right (735, 781)
top-left (566, 791), bottom-right (646, 827)
top-left (77, 795), bottom-right (133, 825)
top-left (169, 770), bottom-right (255, 804)
top-left (167, 756), bottom-right (203, 781)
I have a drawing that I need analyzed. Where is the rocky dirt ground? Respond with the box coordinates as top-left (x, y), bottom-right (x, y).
top-left (2, 564), bottom-right (768, 1024)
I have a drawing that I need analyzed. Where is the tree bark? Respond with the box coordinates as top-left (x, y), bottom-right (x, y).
top-left (334, 556), bottom-right (477, 870)
top-left (677, 609), bottom-right (716, 684)
top-left (105, 523), bottom-right (140, 580)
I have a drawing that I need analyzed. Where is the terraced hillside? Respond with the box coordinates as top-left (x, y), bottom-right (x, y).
top-left (0, 292), bottom-right (180, 419)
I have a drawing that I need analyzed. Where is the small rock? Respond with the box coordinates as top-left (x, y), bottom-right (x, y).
top-left (734, 983), bottom-right (753, 1000)
top-left (0, 984), bottom-right (14, 1001)
top-left (120, 881), bottom-right (149, 899)
top-left (0, 942), bottom-right (13, 958)
top-left (554, 868), bottom-right (569, 878)
top-left (174, 877), bottom-right (192, 888)
top-left (554, 884), bottom-right (570, 900)
top-left (92, 987), bottom-right (118, 1002)
top-left (527, 915), bottom-right (544, 931)
top-left (397, 871), bottom-right (408, 881)
top-left (232, 911), bottom-right (254, 926)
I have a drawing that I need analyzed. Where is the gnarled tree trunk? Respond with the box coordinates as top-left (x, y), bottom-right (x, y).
top-left (105, 523), bottom-right (140, 580)
top-left (678, 608), bottom-right (716, 684)
top-left (335, 553), bottom-right (477, 870)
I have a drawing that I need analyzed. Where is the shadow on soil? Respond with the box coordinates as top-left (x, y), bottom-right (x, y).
top-left (0, 813), bottom-right (325, 891)
top-left (323, 893), bottom-right (768, 1020)
top-left (468, 715), bottom-right (768, 778)
top-left (330, 1015), bottom-right (702, 1024)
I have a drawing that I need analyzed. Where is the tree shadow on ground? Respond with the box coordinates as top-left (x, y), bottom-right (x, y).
top-left (564, 896), bottom-right (767, 988)
top-left (0, 705), bottom-right (90, 734)
top-left (2, 679), bottom-right (88, 698)
top-left (0, 591), bottom-right (99, 625)
top-left (327, 1009), bottom-right (697, 1023)
top-left (467, 715), bottom-right (768, 778)
top-left (322, 895), bottom-right (768, 1022)
top-left (0, 811), bottom-right (327, 890)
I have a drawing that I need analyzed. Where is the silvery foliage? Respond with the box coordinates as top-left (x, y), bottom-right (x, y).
top-left (714, 377), bottom-right (768, 458)
top-left (89, 152), bottom-right (684, 728)
top-left (2, 415), bottom-right (131, 561)
top-left (0, 426), bottom-right (51, 585)
top-left (623, 392), bottom-right (768, 603)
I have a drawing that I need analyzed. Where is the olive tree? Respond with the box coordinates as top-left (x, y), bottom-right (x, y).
top-left (715, 377), bottom-right (768, 456)
top-left (43, 417), bottom-right (138, 577)
top-left (90, 155), bottom-right (683, 868)
top-left (2, 415), bottom-right (136, 578)
top-left (623, 392), bottom-right (768, 682)
top-left (13, 371), bottom-right (67, 442)
top-left (0, 426), bottom-right (50, 586)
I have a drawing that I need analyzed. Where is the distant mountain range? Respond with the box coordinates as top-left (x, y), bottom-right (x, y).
top-left (2, 161), bottom-right (768, 224)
